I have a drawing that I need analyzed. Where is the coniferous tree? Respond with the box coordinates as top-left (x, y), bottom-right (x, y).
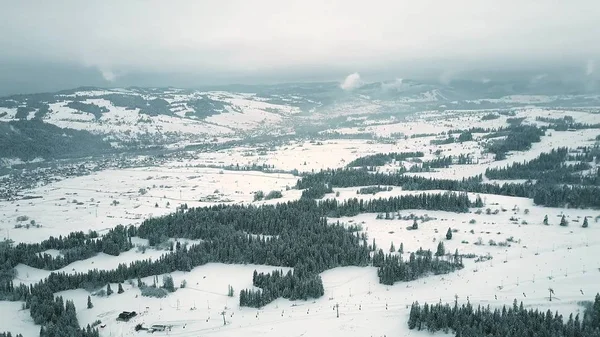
top-left (399, 242), bottom-right (404, 254)
top-left (560, 215), bottom-right (568, 227)
top-left (583, 217), bottom-right (589, 228)
top-left (436, 242), bottom-right (445, 257)
top-left (162, 275), bottom-right (175, 292)
top-left (106, 284), bottom-right (113, 296)
top-left (117, 283), bottom-right (124, 294)
top-left (87, 295), bottom-right (93, 309)
top-left (407, 293), bottom-right (600, 337)
top-left (543, 215), bottom-right (549, 225)
top-left (446, 228), bottom-right (453, 240)
top-left (390, 242), bottom-right (396, 253)
top-left (412, 220), bottom-right (418, 230)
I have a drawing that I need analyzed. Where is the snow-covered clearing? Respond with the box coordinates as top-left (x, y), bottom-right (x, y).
top-left (0, 167), bottom-right (297, 243)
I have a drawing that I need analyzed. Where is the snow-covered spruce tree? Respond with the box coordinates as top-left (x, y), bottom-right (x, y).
top-left (435, 241), bottom-right (445, 257)
top-left (446, 228), bottom-right (452, 240)
top-left (560, 215), bottom-right (568, 227)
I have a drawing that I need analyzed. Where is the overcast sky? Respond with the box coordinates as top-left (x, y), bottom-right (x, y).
top-left (1, 0), bottom-right (599, 94)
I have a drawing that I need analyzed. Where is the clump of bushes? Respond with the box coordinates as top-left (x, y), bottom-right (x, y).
top-left (265, 190), bottom-right (283, 200)
top-left (141, 287), bottom-right (168, 298)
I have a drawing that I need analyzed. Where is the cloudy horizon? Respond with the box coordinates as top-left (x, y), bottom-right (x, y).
top-left (1, 0), bottom-right (599, 95)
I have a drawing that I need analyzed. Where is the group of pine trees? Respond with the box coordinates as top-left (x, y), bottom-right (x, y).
top-left (485, 147), bottom-right (598, 185)
top-left (484, 125), bottom-right (545, 160)
top-left (239, 268), bottom-right (324, 307)
top-left (0, 226), bottom-right (133, 294)
top-left (408, 294), bottom-right (600, 337)
top-left (536, 116), bottom-right (600, 131)
top-left (296, 167), bottom-right (600, 208)
top-left (373, 248), bottom-right (463, 285)
top-left (31, 293), bottom-right (99, 337)
top-left (346, 151), bottom-right (424, 167)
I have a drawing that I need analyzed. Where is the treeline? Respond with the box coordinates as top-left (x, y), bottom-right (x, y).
top-left (409, 155), bottom-right (475, 173)
top-left (66, 101), bottom-right (109, 120)
top-left (297, 168), bottom-right (600, 208)
top-left (536, 116), bottom-right (600, 131)
top-left (410, 156), bottom-right (453, 171)
top-left (186, 96), bottom-right (228, 119)
top-left (0, 120), bottom-right (113, 161)
top-left (33, 294), bottom-right (99, 337)
top-left (430, 137), bottom-right (456, 145)
top-left (532, 184), bottom-right (600, 208)
top-left (374, 248), bottom-right (463, 285)
top-left (485, 147), bottom-right (598, 185)
top-left (100, 94), bottom-right (172, 117)
top-left (0, 333), bottom-right (23, 337)
top-left (300, 183), bottom-right (333, 199)
top-left (240, 269), bottom-right (325, 307)
top-left (408, 294), bottom-right (600, 337)
top-left (318, 193), bottom-right (477, 217)
top-left (0, 226), bottom-right (132, 281)
top-left (346, 151), bottom-right (424, 167)
top-left (357, 186), bottom-right (392, 195)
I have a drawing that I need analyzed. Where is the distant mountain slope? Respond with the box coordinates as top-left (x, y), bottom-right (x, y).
top-left (0, 119), bottom-right (113, 161)
top-left (0, 79), bottom-right (598, 153)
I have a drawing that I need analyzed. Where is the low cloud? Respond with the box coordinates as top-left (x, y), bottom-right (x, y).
top-left (100, 69), bottom-right (118, 82)
top-left (340, 72), bottom-right (363, 91)
top-left (586, 60), bottom-right (595, 76)
top-left (381, 78), bottom-right (405, 91)
top-left (439, 69), bottom-right (460, 85)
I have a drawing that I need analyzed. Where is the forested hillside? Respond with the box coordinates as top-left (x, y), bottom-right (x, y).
top-left (0, 120), bottom-right (112, 161)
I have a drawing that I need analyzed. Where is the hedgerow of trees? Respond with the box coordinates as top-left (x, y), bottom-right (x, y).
top-left (407, 294), bottom-right (600, 337)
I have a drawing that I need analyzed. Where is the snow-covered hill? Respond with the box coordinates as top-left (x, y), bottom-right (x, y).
top-left (1, 80), bottom-right (599, 153)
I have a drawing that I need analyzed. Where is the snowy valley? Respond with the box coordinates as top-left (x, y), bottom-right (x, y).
top-left (1, 81), bottom-right (600, 337)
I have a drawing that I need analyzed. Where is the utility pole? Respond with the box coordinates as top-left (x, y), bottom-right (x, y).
top-left (336, 303), bottom-right (339, 318)
top-left (221, 311), bottom-right (226, 326)
top-left (549, 288), bottom-right (554, 302)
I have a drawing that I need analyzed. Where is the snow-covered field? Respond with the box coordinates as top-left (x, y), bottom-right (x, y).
top-left (1, 107), bottom-right (600, 337)
top-left (0, 167), bottom-right (298, 243)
